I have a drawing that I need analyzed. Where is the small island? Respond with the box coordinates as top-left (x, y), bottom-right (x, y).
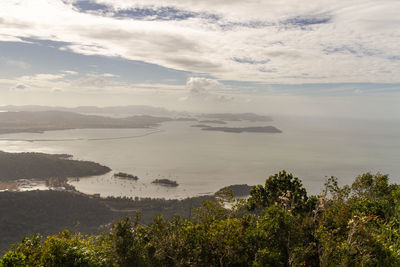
top-left (114, 172), bottom-right (139, 181)
top-left (191, 124), bottom-right (212, 128)
top-left (201, 126), bottom-right (282, 133)
top-left (217, 184), bottom-right (253, 197)
top-left (201, 113), bottom-right (273, 122)
top-left (199, 120), bottom-right (227, 124)
top-left (151, 179), bottom-right (179, 187)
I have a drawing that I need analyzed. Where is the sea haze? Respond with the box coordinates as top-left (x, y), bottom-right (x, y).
top-left (0, 116), bottom-right (399, 199)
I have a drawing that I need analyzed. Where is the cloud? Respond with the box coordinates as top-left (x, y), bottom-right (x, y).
top-left (216, 94), bottom-right (235, 102)
top-left (63, 70), bottom-right (78, 75)
top-left (75, 75), bottom-right (110, 87)
top-left (1, 73), bottom-right (69, 93)
top-left (102, 73), bottom-right (119, 77)
top-left (10, 83), bottom-right (28, 91)
top-left (185, 77), bottom-right (235, 102)
top-left (186, 77), bottom-right (226, 94)
top-left (0, 0), bottom-right (399, 84)
top-left (6, 59), bottom-right (30, 69)
top-left (51, 88), bottom-right (64, 93)
top-left (31, 74), bottom-right (65, 81)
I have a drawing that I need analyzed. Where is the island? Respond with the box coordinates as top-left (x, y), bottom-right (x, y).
top-left (201, 126), bottom-right (282, 133)
top-left (191, 124), bottom-right (212, 128)
top-left (114, 172), bottom-right (139, 181)
top-left (174, 117), bottom-right (198, 122)
top-left (201, 113), bottom-right (273, 122)
top-left (198, 120), bottom-right (227, 124)
top-left (151, 179), bottom-right (179, 187)
top-left (217, 184), bottom-right (253, 197)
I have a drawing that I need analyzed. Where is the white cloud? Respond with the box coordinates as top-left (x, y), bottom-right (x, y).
top-left (1, 73), bottom-right (69, 92)
top-left (10, 83), bottom-right (28, 91)
top-left (186, 77), bottom-right (226, 94)
top-left (75, 75), bottom-right (111, 88)
top-left (63, 70), bottom-right (78, 75)
top-left (0, 0), bottom-right (399, 84)
top-left (6, 59), bottom-right (30, 69)
top-left (102, 73), bottom-right (120, 77)
top-left (51, 88), bottom-right (64, 93)
top-left (185, 77), bottom-right (235, 102)
top-left (31, 74), bottom-right (65, 81)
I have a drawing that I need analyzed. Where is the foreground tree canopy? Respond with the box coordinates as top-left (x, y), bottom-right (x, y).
top-left (1, 171), bottom-right (400, 267)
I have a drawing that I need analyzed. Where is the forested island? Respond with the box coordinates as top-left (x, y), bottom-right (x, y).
top-left (201, 113), bottom-right (273, 122)
top-left (201, 125), bottom-right (282, 133)
top-left (191, 124), bottom-right (212, 128)
top-left (151, 179), bottom-right (179, 187)
top-left (2, 171), bottom-right (399, 266)
top-left (114, 172), bottom-right (139, 181)
top-left (218, 184), bottom-right (253, 197)
top-left (198, 120), bottom-right (227, 124)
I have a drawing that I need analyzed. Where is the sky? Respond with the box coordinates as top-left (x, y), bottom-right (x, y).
top-left (0, 0), bottom-right (399, 118)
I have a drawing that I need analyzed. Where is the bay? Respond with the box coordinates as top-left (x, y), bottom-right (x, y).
top-left (0, 116), bottom-right (399, 199)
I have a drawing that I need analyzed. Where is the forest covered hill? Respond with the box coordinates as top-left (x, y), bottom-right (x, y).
top-left (0, 190), bottom-right (215, 253)
top-left (0, 151), bottom-right (110, 181)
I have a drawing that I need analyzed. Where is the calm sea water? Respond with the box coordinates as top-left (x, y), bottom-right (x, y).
top-left (0, 116), bottom-right (399, 199)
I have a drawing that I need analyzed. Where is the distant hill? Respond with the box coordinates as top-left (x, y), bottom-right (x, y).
top-left (0, 111), bottom-right (175, 134)
top-left (0, 190), bottom-right (116, 252)
top-left (201, 113), bottom-right (273, 122)
top-left (0, 190), bottom-right (215, 252)
top-left (0, 105), bottom-right (174, 117)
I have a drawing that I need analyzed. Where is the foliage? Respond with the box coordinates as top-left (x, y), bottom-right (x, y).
top-left (247, 170), bottom-right (310, 214)
top-left (2, 171), bottom-right (400, 266)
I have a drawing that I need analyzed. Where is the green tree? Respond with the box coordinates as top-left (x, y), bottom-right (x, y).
top-left (0, 251), bottom-right (26, 267)
top-left (248, 170), bottom-right (309, 214)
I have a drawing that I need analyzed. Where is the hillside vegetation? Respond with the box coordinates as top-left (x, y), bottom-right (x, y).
top-left (2, 171), bottom-right (400, 266)
top-left (0, 191), bottom-right (215, 253)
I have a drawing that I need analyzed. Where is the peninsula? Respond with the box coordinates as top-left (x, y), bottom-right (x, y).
top-left (0, 151), bottom-right (111, 182)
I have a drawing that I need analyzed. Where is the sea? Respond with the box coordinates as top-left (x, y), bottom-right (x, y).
top-left (0, 116), bottom-right (399, 199)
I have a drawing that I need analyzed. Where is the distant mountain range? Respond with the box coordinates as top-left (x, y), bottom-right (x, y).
top-left (0, 106), bottom-right (277, 134)
top-left (0, 105), bottom-right (273, 122)
top-left (201, 113), bottom-right (273, 122)
top-left (0, 105), bottom-right (175, 117)
top-left (0, 110), bottom-right (176, 134)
